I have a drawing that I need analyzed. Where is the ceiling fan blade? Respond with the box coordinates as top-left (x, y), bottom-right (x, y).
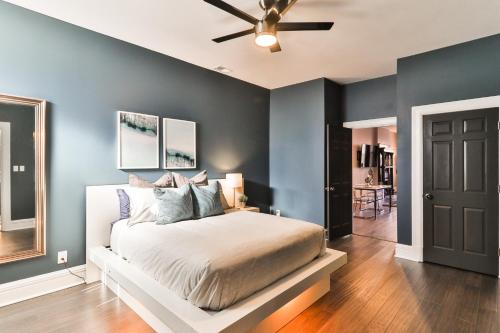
top-left (277, 0), bottom-right (299, 15)
top-left (277, 22), bottom-right (334, 31)
top-left (270, 41), bottom-right (282, 53)
top-left (204, 0), bottom-right (258, 25)
top-left (212, 29), bottom-right (255, 43)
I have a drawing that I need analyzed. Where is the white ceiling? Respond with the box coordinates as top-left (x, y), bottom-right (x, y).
top-left (5, 0), bottom-right (500, 89)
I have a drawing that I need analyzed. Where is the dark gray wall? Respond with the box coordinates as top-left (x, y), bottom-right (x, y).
top-left (342, 75), bottom-right (397, 122)
top-left (0, 104), bottom-right (35, 220)
top-left (269, 79), bottom-right (325, 226)
top-left (0, 2), bottom-right (269, 283)
top-left (396, 34), bottom-right (500, 244)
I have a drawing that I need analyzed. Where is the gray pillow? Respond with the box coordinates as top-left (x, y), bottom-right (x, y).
top-left (190, 182), bottom-right (224, 219)
top-left (154, 185), bottom-right (193, 225)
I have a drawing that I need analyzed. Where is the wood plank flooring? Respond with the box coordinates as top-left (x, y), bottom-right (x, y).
top-left (352, 208), bottom-right (397, 242)
top-left (0, 228), bottom-right (35, 257)
top-left (0, 235), bottom-right (498, 333)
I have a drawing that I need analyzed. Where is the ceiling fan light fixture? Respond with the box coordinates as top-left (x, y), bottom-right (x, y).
top-left (255, 33), bottom-right (277, 47)
top-left (254, 20), bottom-right (277, 47)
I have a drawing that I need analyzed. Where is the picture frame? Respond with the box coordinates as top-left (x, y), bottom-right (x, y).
top-left (117, 111), bottom-right (159, 169)
top-left (163, 118), bottom-right (197, 169)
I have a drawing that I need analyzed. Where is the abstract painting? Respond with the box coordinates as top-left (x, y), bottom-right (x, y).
top-left (117, 111), bottom-right (159, 169)
top-left (163, 118), bottom-right (196, 169)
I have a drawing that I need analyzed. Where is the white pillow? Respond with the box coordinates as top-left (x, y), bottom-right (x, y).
top-left (126, 187), bottom-right (158, 226)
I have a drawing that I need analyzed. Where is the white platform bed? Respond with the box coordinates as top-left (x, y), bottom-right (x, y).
top-left (86, 182), bottom-right (347, 333)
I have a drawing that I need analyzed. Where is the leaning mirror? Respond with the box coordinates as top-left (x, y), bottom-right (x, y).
top-left (0, 94), bottom-right (45, 264)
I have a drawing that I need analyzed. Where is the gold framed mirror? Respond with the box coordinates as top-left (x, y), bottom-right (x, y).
top-left (0, 94), bottom-right (46, 264)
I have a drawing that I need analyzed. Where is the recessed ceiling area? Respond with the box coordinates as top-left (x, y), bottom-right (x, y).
top-left (5, 0), bottom-right (500, 89)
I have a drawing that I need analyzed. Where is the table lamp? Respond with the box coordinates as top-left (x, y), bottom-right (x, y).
top-left (226, 173), bottom-right (243, 208)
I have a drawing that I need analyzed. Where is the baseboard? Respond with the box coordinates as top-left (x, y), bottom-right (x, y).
top-left (394, 244), bottom-right (423, 262)
top-left (1, 218), bottom-right (35, 231)
top-left (0, 265), bottom-right (86, 307)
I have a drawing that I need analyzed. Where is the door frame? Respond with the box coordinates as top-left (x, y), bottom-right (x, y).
top-left (398, 95), bottom-right (500, 277)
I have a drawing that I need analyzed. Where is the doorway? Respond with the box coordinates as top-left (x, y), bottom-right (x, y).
top-left (344, 117), bottom-right (398, 243)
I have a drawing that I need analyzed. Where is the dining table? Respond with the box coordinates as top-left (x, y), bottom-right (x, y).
top-left (353, 184), bottom-right (393, 219)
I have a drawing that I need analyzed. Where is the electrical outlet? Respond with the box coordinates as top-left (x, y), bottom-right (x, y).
top-left (276, 209), bottom-right (281, 217)
top-left (57, 250), bottom-right (67, 264)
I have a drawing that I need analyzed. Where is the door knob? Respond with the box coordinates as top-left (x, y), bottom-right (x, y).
top-left (424, 193), bottom-right (434, 200)
top-left (330, 186), bottom-right (336, 192)
top-left (324, 186), bottom-right (336, 192)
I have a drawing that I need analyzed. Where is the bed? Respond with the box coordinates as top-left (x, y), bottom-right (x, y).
top-left (86, 180), bottom-right (347, 332)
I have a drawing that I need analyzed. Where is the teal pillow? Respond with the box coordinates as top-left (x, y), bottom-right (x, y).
top-left (190, 182), bottom-right (224, 219)
top-left (154, 185), bottom-right (193, 224)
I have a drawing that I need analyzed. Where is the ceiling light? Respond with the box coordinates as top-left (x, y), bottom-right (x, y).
top-left (255, 21), bottom-right (277, 47)
top-left (255, 33), bottom-right (277, 47)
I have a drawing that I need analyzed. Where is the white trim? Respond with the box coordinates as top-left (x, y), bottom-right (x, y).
top-left (0, 265), bottom-right (85, 307)
top-left (343, 116), bottom-right (397, 129)
top-left (1, 218), bottom-right (35, 231)
top-left (401, 95), bottom-right (500, 277)
top-left (395, 244), bottom-right (423, 262)
top-left (116, 111), bottom-right (160, 170)
top-left (0, 122), bottom-right (10, 231)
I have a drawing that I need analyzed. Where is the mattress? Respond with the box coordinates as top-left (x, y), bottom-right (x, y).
top-left (110, 211), bottom-right (326, 311)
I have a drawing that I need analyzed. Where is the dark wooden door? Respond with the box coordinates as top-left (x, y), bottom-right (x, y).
top-left (327, 124), bottom-right (352, 240)
top-left (423, 108), bottom-right (499, 275)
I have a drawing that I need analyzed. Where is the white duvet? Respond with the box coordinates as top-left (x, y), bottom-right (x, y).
top-left (111, 211), bottom-right (326, 310)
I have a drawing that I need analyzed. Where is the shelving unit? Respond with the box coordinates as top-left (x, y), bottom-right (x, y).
top-left (376, 147), bottom-right (394, 195)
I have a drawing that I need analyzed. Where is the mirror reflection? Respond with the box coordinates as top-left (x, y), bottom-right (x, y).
top-left (0, 102), bottom-right (35, 256)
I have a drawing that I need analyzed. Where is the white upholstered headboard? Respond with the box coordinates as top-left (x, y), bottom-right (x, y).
top-left (85, 179), bottom-right (243, 282)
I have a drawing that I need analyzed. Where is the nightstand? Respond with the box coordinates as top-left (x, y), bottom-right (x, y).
top-left (224, 206), bottom-right (260, 214)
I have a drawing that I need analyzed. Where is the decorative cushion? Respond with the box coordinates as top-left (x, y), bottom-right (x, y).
top-left (154, 185), bottom-right (194, 224)
top-left (190, 182), bottom-right (224, 219)
top-left (116, 189), bottom-right (130, 219)
top-left (127, 187), bottom-right (158, 226)
top-left (129, 173), bottom-right (173, 188)
top-left (172, 170), bottom-right (208, 187)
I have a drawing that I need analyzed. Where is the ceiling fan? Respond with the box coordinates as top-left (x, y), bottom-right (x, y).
top-left (204, 0), bottom-right (334, 52)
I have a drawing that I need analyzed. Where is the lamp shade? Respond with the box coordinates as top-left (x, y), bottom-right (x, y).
top-left (226, 173), bottom-right (243, 188)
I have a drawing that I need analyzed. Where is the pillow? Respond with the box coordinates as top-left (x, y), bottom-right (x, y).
top-left (173, 170), bottom-right (208, 187)
top-left (129, 173), bottom-right (173, 188)
top-left (190, 182), bottom-right (224, 219)
top-left (116, 189), bottom-right (130, 219)
top-left (127, 187), bottom-right (158, 226)
top-left (154, 185), bottom-right (194, 224)
top-left (208, 180), bottom-right (230, 210)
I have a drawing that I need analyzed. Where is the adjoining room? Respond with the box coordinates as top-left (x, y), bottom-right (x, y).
top-left (352, 125), bottom-right (397, 242)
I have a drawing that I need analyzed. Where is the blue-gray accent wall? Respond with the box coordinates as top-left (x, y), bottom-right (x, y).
top-left (396, 33), bottom-right (500, 245)
top-left (0, 2), bottom-right (270, 283)
top-left (270, 79), bottom-right (326, 225)
top-left (342, 75), bottom-right (397, 122)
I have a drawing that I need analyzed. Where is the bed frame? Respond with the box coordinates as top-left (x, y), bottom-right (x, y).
top-left (86, 181), bottom-right (347, 333)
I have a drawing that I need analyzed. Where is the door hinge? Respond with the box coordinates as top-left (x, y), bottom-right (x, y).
top-left (498, 248), bottom-right (500, 257)
top-left (498, 121), bottom-right (500, 130)
top-left (498, 185), bottom-right (500, 193)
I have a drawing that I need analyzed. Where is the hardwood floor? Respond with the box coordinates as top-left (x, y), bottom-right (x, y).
top-left (0, 228), bottom-right (35, 257)
top-left (352, 207), bottom-right (397, 242)
top-left (0, 235), bottom-right (497, 333)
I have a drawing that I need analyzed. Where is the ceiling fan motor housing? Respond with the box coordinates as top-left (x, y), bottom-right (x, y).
top-left (255, 20), bottom-right (277, 37)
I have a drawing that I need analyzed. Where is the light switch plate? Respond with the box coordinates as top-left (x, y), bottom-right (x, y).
top-left (20, 165), bottom-right (25, 172)
top-left (13, 166), bottom-right (18, 172)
